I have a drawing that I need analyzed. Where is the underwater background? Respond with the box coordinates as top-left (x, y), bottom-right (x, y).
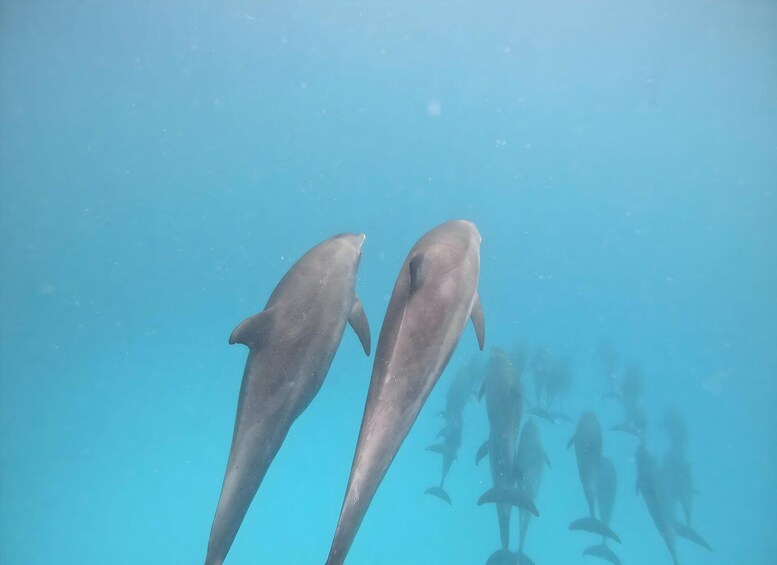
top-left (1, 1), bottom-right (775, 564)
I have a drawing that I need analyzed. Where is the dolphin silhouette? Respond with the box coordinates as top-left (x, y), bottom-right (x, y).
top-left (325, 220), bottom-right (484, 565)
top-left (204, 233), bottom-right (370, 565)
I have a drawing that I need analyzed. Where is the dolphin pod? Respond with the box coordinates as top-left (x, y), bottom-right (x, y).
top-left (325, 219), bottom-right (485, 565)
top-left (201, 221), bottom-right (714, 565)
top-left (203, 233), bottom-right (371, 565)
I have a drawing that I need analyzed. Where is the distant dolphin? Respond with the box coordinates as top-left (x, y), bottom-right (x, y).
top-left (583, 456), bottom-right (622, 565)
top-left (479, 348), bottom-right (538, 565)
top-left (568, 412), bottom-right (621, 544)
top-left (443, 357), bottom-right (484, 417)
top-left (425, 411), bottom-right (462, 504)
top-left (426, 357), bottom-right (483, 503)
top-left (325, 220), bottom-right (485, 565)
top-left (203, 233), bottom-right (371, 565)
top-left (636, 445), bottom-right (679, 565)
top-left (514, 418), bottom-right (550, 565)
top-left (663, 447), bottom-right (713, 553)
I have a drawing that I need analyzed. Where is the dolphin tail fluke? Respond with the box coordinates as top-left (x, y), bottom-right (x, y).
top-left (475, 440), bottom-right (489, 465)
top-left (516, 551), bottom-right (535, 565)
top-left (675, 522), bottom-right (713, 552)
top-left (583, 543), bottom-right (622, 565)
top-left (477, 487), bottom-right (539, 516)
top-left (486, 549), bottom-right (518, 565)
top-left (425, 486), bottom-right (452, 505)
top-left (425, 444), bottom-right (445, 454)
top-left (569, 517), bottom-right (622, 544)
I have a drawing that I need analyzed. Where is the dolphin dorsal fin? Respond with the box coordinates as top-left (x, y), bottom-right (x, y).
top-left (408, 253), bottom-right (427, 294)
top-left (229, 307), bottom-right (275, 349)
top-left (348, 296), bottom-right (371, 356)
top-left (470, 292), bottom-right (485, 350)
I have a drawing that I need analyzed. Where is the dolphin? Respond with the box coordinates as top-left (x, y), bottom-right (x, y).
top-left (425, 410), bottom-right (462, 504)
top-left (583, 456), bottom-right (622, 565)
top-left (325, 220), bottom-right (485, 565)
top-left (663, 447), bottom-right (712, 553)
top-left (662, 408), bottom-right (688, 452)
top-left (478, 348), bottom-right (538, 565)
top-left (636, 445), bottom-right (679, 565)
top-left (568, 412), bottom-right (621, 544)
top-left (514, 418), bottom-right (550, 565)
top-left (443, 357), bottom-right (484, 417)
top-left (203, 233), bottom-right (371, 565)
top-left (425, 357), bottom-right (483, 502)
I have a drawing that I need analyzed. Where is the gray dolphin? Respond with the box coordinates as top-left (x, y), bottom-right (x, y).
top-left (204, 233), bottom-right (371, 565)
top-left (444, 357), bottom-right (484, 417)
top-left (568, 412), bottom-right (621, 544)
top-left (478, 348), bottom-right (538, 565)
top-left (583, 456), bottom-right (622, 565)
top-left (425, 410), bottom-right (462, 504)
top-left (663, 447), bottom-right (713, 553)
top-left (636, 445), bottom-right (679, 565)
top-left (426, 357), bottom-right (483, 503)
top-left (514, 418), bottom-right (550, 565)
top-left (325, 220), bottom-right (485, 565)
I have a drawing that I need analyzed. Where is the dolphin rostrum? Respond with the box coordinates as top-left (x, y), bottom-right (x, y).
top-left (204, 233), bottom-right (371, 565)
top-left (325, 220), bottom-right (484, 565)
top-left (568, 412), bottom-right (621, 544)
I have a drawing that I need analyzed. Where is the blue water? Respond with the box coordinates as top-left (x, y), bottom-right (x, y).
top-left (1, 1), bottom-right (775, 564)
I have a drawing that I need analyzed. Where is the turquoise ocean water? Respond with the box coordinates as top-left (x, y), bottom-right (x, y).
top-left (1, 1), bottom-right (775, 564)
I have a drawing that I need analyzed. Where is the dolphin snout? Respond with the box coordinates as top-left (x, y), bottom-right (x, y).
top-left (334, 232), bottom-right (366, 255)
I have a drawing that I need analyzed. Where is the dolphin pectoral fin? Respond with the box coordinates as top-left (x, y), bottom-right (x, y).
top-left (583, 543), bottom-right (622, 565)
top-left (569, 517), bottom-right (622, 544)
top-left (425, 444), bottom-right (445, 454)
top-left (566, 434), bottom-right (576, 450)
top-left (477, 488), bottom-right (539, 516)
top-left (408, 253), bottom-right (428, 294)
top-left (542, 450), bottom-right (552, 469)
top-left (470, 291), bottom-right (485, 350)
top-left (531, 407), bottom-right (556, 425)
top-left (348, 296), bottom-right (371, 356)
top-left (475, 440), bottom-right (489, 465)
top-left (674, 522), bottom-right (713, 552)
top-left (228, 308), bottom-right (275, 348)
top-left (425, 486), bottom-right (452, 505)
top-left (477, 380), bottom-right (486, 401)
